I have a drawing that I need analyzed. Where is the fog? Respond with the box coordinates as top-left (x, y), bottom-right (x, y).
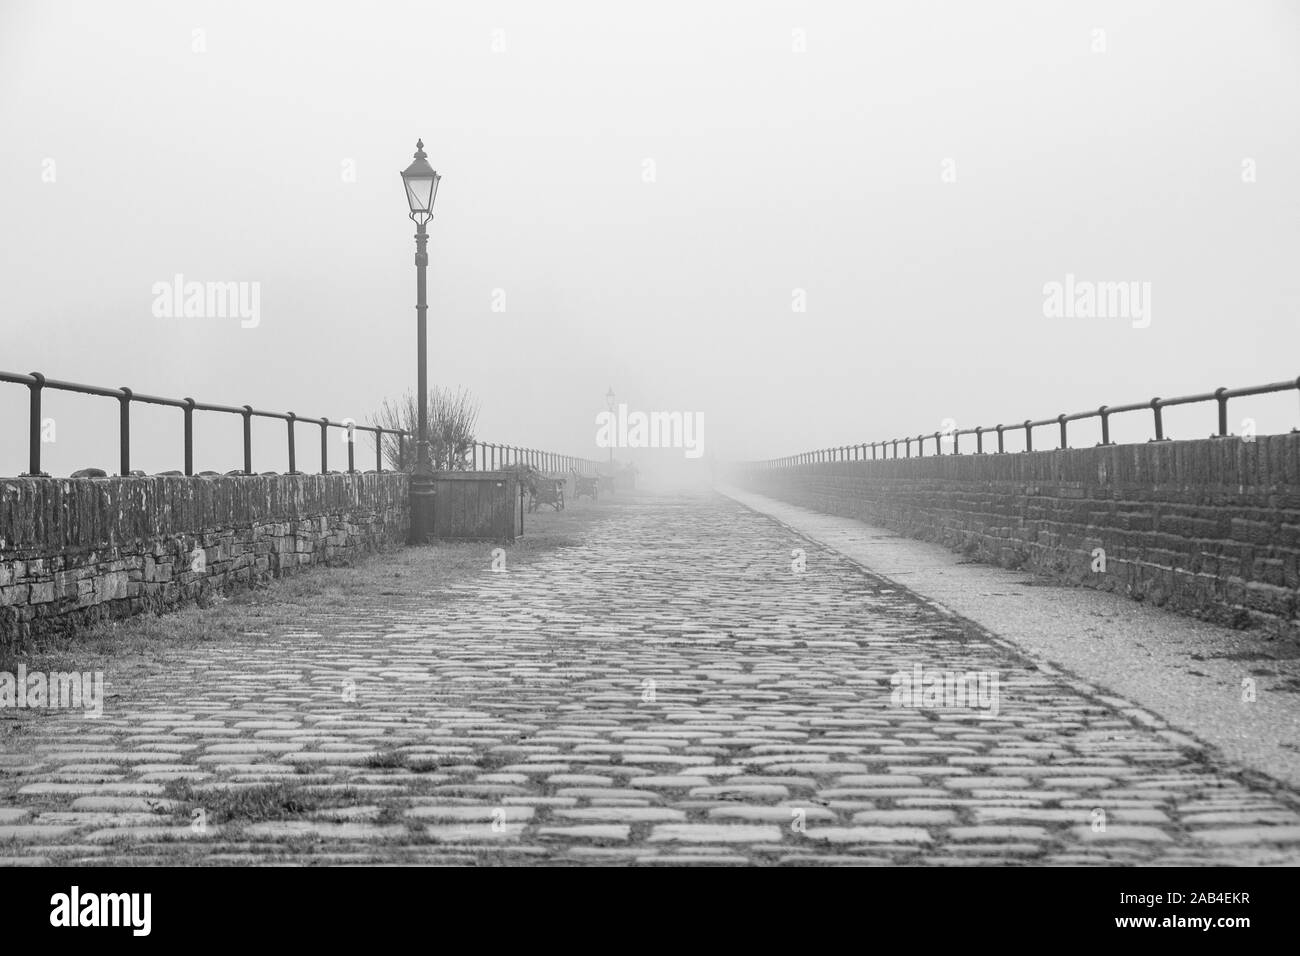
top-left (2, 0), bottom-right (1297, 479)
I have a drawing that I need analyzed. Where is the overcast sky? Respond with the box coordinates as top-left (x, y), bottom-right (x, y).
top-left (1, 0), bottom-right (1297, 478)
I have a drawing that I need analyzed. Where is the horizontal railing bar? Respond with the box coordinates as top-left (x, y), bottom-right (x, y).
top-left (190, 401), bottom-right (248, 415)
top-left (28, 377), bottom-right (126, 399)
top-left (131, 392), bottom-right (188, 409)
top-left (1224, 380), bottom-right (1298, 400)
top-left (1155, 390), bottom-right (1219, 408)
top-left (1101, 401), bottom-right (1150, 415)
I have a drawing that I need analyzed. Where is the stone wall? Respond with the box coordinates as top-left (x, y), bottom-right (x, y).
top-left (0, 473), bottom-right (409, 644)
top-left (736, 435), bottom-right (1300, 642)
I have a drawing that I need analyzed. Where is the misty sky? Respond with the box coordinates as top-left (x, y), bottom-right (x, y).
top-left (1, 0), bottom-right (1298, 479)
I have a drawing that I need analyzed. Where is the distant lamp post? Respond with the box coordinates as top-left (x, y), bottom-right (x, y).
top-left (605, 386), bottom-right (616, 469)
top-left (401, 139), bottom-right (442, 542)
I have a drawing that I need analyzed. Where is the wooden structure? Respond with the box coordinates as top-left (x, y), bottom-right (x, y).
top-left (429, 471), bottom-right (522, 541)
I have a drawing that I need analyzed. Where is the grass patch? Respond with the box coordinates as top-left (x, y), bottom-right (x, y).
top-left (163, 780), bottom-right (363, 825)
top-left (364, 749), bottom-right (408, 770)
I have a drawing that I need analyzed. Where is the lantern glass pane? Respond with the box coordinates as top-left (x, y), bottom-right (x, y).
top-left (405, 175), bottom-right (434, 213)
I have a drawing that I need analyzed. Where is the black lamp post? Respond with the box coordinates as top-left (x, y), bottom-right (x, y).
top-left (401, 139), bottom-right (442, 542)
top-left (605, 386), bottom-right (616, 469)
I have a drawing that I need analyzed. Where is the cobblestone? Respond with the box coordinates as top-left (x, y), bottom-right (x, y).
top-left (3, 492), bottom-right (1300, 865)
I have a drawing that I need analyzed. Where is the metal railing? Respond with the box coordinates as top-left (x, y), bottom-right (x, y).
top-left (1, 369), bottom-right (409, 477)
top-left (2, 369), bottom-right (605, 479)
top-left (464, 443), bottom-right (601, 475)
top-left (748, 376), bottom-right (1300, 468)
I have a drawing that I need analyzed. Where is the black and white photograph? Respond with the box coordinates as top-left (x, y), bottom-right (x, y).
top-left (0, 0), bottom-right (1296, 934)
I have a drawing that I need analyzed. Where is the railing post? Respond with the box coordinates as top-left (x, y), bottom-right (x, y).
top-left (1215, 387), bottom-right (1228, 437)
top-left (375, 429), bottom-right (382, 472)
top-left (933, 431), bottom-right (941, 456)
top-left (27, 372), bottom-right (44, 476)
top-left (953, 430), bottom-right (959, 454)
top-left (287, 412), bottom-right (297, 473)
top-left (975, 426), bottom-right (983, 454)
top-left (1058, 414), bottom-right (1068, 449)
top-left (183, 398), bottom-right (195, 476)
top-left (1151, 398), bottom-right (1165, 441)
top-left (904, 437), bottom-right (911, 458)
top-left (1098, 406), bottom-right (1111, 446)
top-left (397, 432), bottom-right (405, 471)
top-left (1024, 420), bottom-right (1033, 452)
top-left (118, 387), bottom-right (132, 476)
top-left (320, 418), bottom-right (329, 473)
top-left (996, 424), bottom-right (1004, 454)
top-left (347, 423), bottom-right (356, 474)
top-left (242, 406), bottom-right (253, 474)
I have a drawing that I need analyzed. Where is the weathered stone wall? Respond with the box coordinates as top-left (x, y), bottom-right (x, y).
top-left (0, 473), bottom-right (409, 644)
top-left (736, 435), bottom-right (1300, 642)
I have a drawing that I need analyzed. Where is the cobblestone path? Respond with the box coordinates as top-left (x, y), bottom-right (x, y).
top-left (3, 492), bottom-right (1300, 865)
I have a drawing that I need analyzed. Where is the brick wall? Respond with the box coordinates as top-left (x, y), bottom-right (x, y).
top-left (0, 473), bottom-right (409, 644)
top-left (737, 435), bottom-right (1300, 642)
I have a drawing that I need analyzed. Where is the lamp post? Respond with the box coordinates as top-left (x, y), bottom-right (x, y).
top-left (605, 386), bottom-right (615, 471)
top-left (401, 139), bottom-right (442, 543)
